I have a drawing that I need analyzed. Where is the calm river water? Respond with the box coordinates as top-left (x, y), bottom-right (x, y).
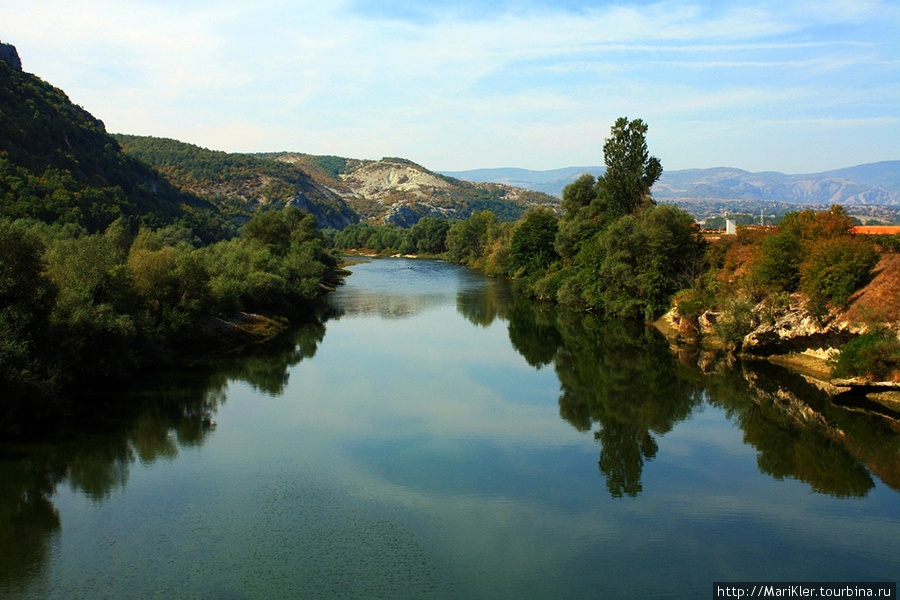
top-left (1, 257), bottom-right (899, 599)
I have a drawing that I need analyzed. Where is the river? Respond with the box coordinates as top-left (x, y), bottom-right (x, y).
top-left (1, 257), bottom-right (898, 599)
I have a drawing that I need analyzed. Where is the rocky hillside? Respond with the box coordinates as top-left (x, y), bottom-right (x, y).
top-left (662, 253), bottom-right (900, 389)
top-left (113, 138), bottom-right (559, 229)
top-left (744, 253), bottom-right (900, 357)
top-left (114, 135), bottom-right (358, 230)
top-left (274, 154), bottom-right (560, 227)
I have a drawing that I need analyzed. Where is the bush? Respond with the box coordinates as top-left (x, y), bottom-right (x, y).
top-left (831, 330), bottom-right (900, 381)
top-left (715, 298), bottom-right (756, 350)
top-left (753, 232), bottom-right (801, 292)
top-left (800, 236), bottom-right (879, 312)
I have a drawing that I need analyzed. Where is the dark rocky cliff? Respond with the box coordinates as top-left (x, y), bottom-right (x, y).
top-left (0, 42), bottom-right (22, 71)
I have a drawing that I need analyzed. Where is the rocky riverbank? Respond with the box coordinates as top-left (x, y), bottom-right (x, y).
top-left (656, 273), bottom-right (900, 415)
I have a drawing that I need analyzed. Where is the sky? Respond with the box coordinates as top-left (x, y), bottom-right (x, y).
top-left (1, 0), bottom-right (899, 174)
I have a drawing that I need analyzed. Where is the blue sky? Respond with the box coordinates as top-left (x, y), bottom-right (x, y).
top-left (2, 0), bottom-right (898, 173)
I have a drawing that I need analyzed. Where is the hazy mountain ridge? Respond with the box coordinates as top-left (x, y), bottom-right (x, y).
top-left (443, 162), bottom-right (900, 206)
top-left (440, 167), bottom-right (605, 198)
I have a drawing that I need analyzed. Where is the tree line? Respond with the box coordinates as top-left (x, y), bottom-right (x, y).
top-left (339, 118), bottom-right (706, 321)
top-left (327, 117), bottom-right (897, 379)
top-left (0, 207), bottom-right (342, 434)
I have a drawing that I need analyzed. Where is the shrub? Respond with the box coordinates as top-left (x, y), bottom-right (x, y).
top-left (715, 298), bottom-right (756, 350)
top-left (831, 330), bottom-right (900, 381)
top-left (800, 236), bottom-right (879, 310)
top-left (753, 232), bottom-right (802, 292)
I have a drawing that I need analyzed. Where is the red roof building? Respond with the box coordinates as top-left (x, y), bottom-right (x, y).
top-left (850, 226), bottom-right (900, 235)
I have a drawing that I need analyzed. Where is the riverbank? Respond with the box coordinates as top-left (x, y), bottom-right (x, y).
top-left (654, 308), bottom-right (900, 418)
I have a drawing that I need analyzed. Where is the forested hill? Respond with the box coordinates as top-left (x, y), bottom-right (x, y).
top-left (0, 57), bottom-right (208, 232)
top-left (114, 135), bottom-right (359, 230)
top-left (114, 137), bottom-right (561, 228)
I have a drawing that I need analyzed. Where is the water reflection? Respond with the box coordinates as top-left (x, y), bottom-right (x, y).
top-left (0, 318), bottom-right (326, 592)
top-left (459, 278), bottom-right (900, 499)
top-left (702, 359), bottom-right (900, 496)
top-left (335, 258), bottom-right (483, 319)
top-left (473, 296), bottom-right (704, 497)
top-left (2, 259), bottom-right (900, 596)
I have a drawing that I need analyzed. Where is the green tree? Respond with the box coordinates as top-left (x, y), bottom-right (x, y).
top-left (408, 217), bottom-right (450, 254)
top-left (572, 205), bottom-right (703, 319)
top-left (0, 220), bottom-right (60, 423)
top-left (243, 208), bottom-right (296, 257)
top-left (509, 208), bottom-right (559, 276)
top-left (446, 210), bottom-right (499, 265)
top-left (556, 173), bottom-right (601, 260)
top-left (801, 236), bottom-right (879, 312)
top-left (779, 205), bottom-right (855, 242)
top-left (594, 117), bottom-right (662, 221)
top-left (753, 231), bottom-right (803, 292)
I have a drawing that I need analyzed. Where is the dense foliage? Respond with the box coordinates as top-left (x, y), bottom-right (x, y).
top-left (0, 61), bottom-right (214, 232)
top-left (326, 217), bottom-right (451, 255)
top-left (436, 118), bottom-right (705, 320)
top-left (0, 208), bottom-right (341, 434)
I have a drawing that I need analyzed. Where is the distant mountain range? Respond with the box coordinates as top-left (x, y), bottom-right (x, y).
top-left (442, 161), bottom-right (900, 206)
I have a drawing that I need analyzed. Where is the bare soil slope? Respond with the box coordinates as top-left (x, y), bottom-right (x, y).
top-left (840, 253), bottom-right (900, 327)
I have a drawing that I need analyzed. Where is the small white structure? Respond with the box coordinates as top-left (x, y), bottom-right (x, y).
top-left (725, 219), bottom-right (737, 235)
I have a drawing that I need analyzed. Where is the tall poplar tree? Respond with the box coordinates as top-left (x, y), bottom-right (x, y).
top-left (595, 117), bottom-right (662, 220)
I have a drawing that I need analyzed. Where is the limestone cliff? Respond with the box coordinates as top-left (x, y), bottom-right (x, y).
top-left (276, 154), bottom-right (561, 226)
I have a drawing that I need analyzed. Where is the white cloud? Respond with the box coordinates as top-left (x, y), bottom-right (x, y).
top-left (1, 0), bottom-right (898, 172)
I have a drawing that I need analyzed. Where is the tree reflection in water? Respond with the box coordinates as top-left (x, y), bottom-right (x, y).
top-left (0, 317), bottom-right (326, 592)
top-left (459, 281), bottom-right (900, 500)
top-left (542, 312), bottom-right (702, 498)
top-left (3, 272), bottom-right (900, 593)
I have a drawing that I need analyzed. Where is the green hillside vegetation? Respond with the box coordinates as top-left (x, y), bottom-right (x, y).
top-left (1, 58), bottom-right (344, 434)
top-left (0, 60), bottom-right (219, 233)
top-left (115, 135), bottom-right (358, 230)
top-left (1, 208), bottom-right (341, 434)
